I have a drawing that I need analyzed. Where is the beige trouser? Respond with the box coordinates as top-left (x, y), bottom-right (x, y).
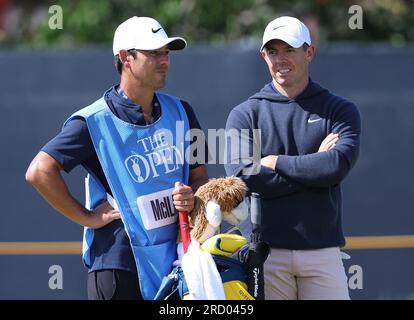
top-left (264, 247), bottom-right (350, 300)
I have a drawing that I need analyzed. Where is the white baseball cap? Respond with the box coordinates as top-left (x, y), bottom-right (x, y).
top-left (260, 16), bottom-right (311, 51)
top-left (112, 16), bottom-right (187, 55)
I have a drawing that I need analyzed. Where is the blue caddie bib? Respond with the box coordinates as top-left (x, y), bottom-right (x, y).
top-left (65, 90), bottom-right (190, 299)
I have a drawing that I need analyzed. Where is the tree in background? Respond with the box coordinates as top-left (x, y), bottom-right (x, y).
top-left (1, 0), bottom-right (413, 48)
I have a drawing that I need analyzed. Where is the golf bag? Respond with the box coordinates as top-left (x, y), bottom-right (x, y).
top-left (154, 193), bottom-right (269, 300)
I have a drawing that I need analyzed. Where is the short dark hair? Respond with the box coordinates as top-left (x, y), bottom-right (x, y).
top-left (114, 49), bottom-right (138, 75)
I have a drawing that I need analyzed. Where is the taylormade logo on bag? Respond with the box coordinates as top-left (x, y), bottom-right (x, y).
top-left (253, 267), bottom-right (260, 297)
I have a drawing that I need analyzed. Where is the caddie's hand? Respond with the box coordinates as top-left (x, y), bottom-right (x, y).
top-left (261, 155), bottom-right (278, 171)
top-left (172, 181), bottom-right (194, 212)
top-left (88, 201), bottom-right (121, 229)
top-left (318, 133), bottom-right (339, 152)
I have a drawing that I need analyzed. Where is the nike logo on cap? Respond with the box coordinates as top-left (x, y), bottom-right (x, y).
top-left (273, 25), bottom-right (287, 30)
top-left (152, 27), bottom-right (162, 33)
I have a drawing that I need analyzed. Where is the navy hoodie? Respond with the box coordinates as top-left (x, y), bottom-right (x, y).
top-left (225, 79), bottom-right (361, 249)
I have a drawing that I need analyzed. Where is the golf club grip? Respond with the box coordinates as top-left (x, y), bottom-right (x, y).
top-left (179, 211), bottom-right (191, 253)
top-left (250, 192), bottom-right (261, 228)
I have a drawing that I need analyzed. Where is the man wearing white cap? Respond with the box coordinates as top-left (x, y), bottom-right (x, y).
top-left (26, 17), bottom-right (208, 300)
top-left (225, 16), bottom-right (361, 299)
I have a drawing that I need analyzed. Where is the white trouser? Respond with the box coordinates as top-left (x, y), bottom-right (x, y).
top-left (264, 247), bottom-right (350, 300)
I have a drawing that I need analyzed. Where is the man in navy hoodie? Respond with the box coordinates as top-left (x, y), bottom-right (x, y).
top-left (225, 16), bottom-right (360, 299)
top-left (26, 17), bottom-right (208, 300)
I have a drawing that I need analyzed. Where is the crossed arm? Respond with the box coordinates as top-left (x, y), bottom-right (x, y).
top-left (260, 133), bottom-right (340, 184)
top-left (225, 103), bottom-right (361, 198)
top-left (226, 133), bottom-right (340, 199)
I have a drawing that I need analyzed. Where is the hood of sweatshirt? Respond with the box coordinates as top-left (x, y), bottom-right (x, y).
top-left (249, 78), bottom-right (328, 103)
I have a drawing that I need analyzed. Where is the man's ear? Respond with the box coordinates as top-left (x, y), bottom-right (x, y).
top-left (306, 45), bottom-right (316, 62)
top-left (118, 49), bottom-right (130, 69)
